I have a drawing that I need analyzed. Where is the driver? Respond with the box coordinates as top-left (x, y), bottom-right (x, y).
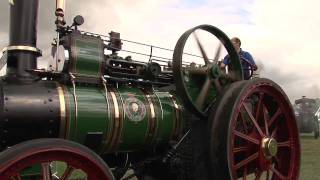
top-left (220, 37), bottom-right (257, 80)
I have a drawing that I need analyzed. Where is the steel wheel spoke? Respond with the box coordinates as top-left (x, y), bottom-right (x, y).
top-left (220, 71), bottom-right (239, 81)
top-left (233, 146), bottom-right (249, 153)
top-left (243, 165), bottom-right (247, 180)
top-left (268, 108), bottom-right (281, 127)
top-left (228, 79), bottom-right (299, 180)
top-left (11, 174), bottom-right (22, 180)
top-left (196, 77), bottom-right (212, 109)
top-left (213, 43), bottom-right (222, 62)
top-left (271, 126), bottom-right (277, 138)
top-left (278, 140), bottom-right (290, 148)
top-left (234, 130), bottom-right (259, 144)
top-left (243, 104), bottom-right (264, 137)
top-left (41, 163), bottom-right (52, 180)
top-left (193, 32), bottom-right (210, 65)
top-left (274, 156), bottom-right (280, 166)
top-left (263, 104), bottom-right (270, 136)
top-left (235, 152), bottom-right (259, 170)
top-left (255, 170), bottom-right (262, 180)
top-left (255, 93), bottom-right (264, 120)
top-left (61, 165), bottom-right (75, 180)
top-left (239, 112), bottom-right (249, 134)
top-left (270, 166), bottom-right (286, 180)
top-left (213, 78), bottom-right (222, 92)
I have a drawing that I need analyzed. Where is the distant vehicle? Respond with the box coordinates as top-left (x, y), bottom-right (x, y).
top-left (293, 96), bottom-right (319, 139)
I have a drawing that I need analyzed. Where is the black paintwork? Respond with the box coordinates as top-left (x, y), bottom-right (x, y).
top-left (0, 81), bottom-right (60, 150)
top-left (6, 0), bottom-right (39, 80)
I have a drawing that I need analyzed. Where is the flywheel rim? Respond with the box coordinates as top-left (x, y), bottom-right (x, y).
top-left (173, 24), bottom-right (243, 118)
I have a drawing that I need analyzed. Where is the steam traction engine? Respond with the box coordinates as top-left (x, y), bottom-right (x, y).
top-left (294, 96), bottom-right (319, 139)
top-left (0, 0), bottom-right (300, 179)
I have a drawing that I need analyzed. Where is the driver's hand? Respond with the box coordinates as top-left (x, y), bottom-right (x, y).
top-left (253, 65), bottom-right (258, 71)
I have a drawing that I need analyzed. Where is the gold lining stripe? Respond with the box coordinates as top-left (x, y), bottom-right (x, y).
top-left (2, 45), bottom-right (42, 55)
top-left (170, 94), bottom-right (181, 140)
top-left (112, 89), bottom-right (124, 151)
top-left (154, 91), bottom-right (164, 121)
top-left (143, 91), bottom-right (157, 146)
top-left (103, 88), bottom-right (115, 153)
top-left (62, 85), bottom-right (71, 139)
top-left (56, 83), bottom-right (66, 139)
top-left (148, 95), bottom-right (156, 119)
top-left (111, 91), bottom-right (120, 119)
top-left (101, 77), bottom-right (111, 120)
top-left (107, 90), bottom-right (122, 152)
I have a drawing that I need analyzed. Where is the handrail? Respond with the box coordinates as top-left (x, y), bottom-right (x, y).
top-left (80, 30), bottom-right (213, 65)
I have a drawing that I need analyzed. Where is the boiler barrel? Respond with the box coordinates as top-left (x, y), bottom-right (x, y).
top-left (0, 81), bottom-right (61, 150)
top-left (60, 84), bottom-right (182, 153)
top-left (0, 82), bottom-right (182, 153)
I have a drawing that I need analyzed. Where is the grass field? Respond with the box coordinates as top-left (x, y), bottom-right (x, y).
top-left (300, 134), bottom-right (320, 179)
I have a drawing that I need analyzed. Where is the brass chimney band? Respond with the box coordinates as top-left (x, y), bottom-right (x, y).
top-left (2, 46), bottom-right (42, 56)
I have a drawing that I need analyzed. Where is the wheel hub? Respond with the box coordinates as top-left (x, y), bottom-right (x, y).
top-left (209, 64), bottom-right (221, 79)
top-left (261, 137), bottom-right (278, 158)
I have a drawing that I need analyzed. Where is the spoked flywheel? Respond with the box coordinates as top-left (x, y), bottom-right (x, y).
top-left (173, 24), bottom-right (243, 118)
top-left (0, 139), bottom-right (115, 180)
top-left (208, 78), bottom-right (300, 180)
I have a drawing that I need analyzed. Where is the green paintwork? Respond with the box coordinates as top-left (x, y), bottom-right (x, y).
top-left (20, 165), bottom-right (41, 178)
top-left (64, 84), bottom-right (180, 153)
top-left (117, 87), bottom-right (149, 151)
top-left (65, 86), bottom-right (109, 152)
top-left (185, 73), bottom-right (217, 111)
top-left (153, 91), bottom-right (177, 145)
top-left (73, 38), bottom-right (103, 77)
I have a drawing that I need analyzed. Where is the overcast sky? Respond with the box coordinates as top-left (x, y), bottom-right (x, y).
top-left (0, 0), bottom-right (319, 102)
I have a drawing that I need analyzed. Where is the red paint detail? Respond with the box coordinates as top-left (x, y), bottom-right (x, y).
top-left (230, 82), bottom-right (300, 179)
top-left (0, 147), bottom-right (112, 179)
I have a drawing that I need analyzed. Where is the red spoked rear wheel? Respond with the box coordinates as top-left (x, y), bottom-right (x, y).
top-left (0, 138), bottom-right (115, 180)
top-left (209, 78), bottom-right (300, 180)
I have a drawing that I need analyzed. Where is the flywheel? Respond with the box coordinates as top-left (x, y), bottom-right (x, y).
top-left (172, 24), bottom-right (243, 118)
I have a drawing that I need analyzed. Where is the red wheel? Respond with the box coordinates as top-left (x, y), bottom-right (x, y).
top-left (209, 78), bottom-right (300, 180)
top-left (0, 138), bottom-right (115, 180)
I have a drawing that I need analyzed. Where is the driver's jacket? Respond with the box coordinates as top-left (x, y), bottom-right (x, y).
top-left (223, 48), bottom-right (256, 80)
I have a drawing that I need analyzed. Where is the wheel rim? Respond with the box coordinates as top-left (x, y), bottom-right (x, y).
top-left (0, 139), bottom-right (114, 180)
top-left (173, 24), bottom-right (243, 118)
top-left (229, 81), bottom-right (300, 179)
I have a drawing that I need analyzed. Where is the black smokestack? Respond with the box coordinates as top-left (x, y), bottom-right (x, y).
top-left (5, 0), bottom-right (40, 80)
